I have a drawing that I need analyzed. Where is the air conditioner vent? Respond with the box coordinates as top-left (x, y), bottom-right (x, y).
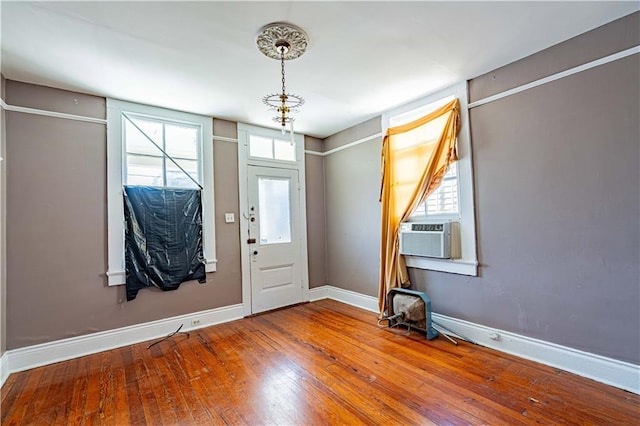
top-left (399, 222), bottom-right (460, 259)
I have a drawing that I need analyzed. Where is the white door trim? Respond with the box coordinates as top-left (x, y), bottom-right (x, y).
top-left (237, 123), bottom-right (309, 316)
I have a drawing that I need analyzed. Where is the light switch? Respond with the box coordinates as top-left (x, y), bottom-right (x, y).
top-left (224, 213), bottom-right (235, 223)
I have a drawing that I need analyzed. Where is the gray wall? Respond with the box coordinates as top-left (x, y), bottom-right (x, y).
top-left (5, 82), bottom-right (242, 349)
top-left (305, 136), bottom-right (327, 288)
top-left (324, 117), bottom-right (381, 296)
top-left (324, 14), bottom-right (639, 364)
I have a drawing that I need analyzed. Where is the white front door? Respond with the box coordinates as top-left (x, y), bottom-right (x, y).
top-left (247, 165), bottom-right (303, 313)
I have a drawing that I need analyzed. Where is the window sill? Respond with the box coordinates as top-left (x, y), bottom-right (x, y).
top-left (404, 255), bottom-right (478, 276)
top-left (106, 258), bottom-right (217, 286)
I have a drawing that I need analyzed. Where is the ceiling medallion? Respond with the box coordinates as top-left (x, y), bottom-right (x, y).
top-left (256, 22), bottom-right (308, 60)
top-left (256, 23), bottom-right (308, 132)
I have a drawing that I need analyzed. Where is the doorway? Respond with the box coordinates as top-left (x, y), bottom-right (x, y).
top-left (237, 123), bottom-right (309, 316)
top-left (247, 166), bottom-right (302, 313)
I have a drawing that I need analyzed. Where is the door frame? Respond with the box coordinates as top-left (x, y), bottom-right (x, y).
top-left (237, 123), bottom-right (309, 316)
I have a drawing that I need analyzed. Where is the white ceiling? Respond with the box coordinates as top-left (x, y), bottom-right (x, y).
top-left (1, 1), bottom-right (638, 138)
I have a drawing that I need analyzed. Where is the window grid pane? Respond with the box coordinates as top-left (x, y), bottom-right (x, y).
top-left (273, 139), bottom-right (296, 161)
top-left (167, 159), bottom-right (199, 189)
top-left (127, 154), bottom-right (164, 186)
top-left (249, 135), bottom-right (274, 159)
top-left (414, 163), bottom-right (459, 217)
top-left (165, 124), bottom-right (199, 160)
top-left (125, 119), bottom-right (163, 156)
top-left (426, 164), bottom-right (458, 215)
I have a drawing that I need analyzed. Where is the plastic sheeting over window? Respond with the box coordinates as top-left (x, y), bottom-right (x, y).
top-left (124, 186), bottom-right (206, 301)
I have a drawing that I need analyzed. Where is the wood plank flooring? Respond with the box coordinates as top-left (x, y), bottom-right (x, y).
top-left (2, 299), bottom-right (639, 425)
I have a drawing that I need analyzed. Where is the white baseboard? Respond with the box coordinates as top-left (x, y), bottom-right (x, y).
top-left (312, 285), bottom-right (640, 394)
top-left (4, 304), bottom-right (244, 377)
top-left (309, 285), bottom-right (329, 301)
top-left (0, 351), bottom-right (8, 388)
top-left (310, 285), bottom-right (379, 312)
top-left (430, 313), bottom-right (640, 395)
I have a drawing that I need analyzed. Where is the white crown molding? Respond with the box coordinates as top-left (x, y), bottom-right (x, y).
top-left (322, 132), bottom-right (382, 157)
top-left (309, 285), bottom-right (640, 394)
top-left (212, 135), bottom-right (238, 143)
top-left (4, 303), bottom-right (243, 377)
top-left (468, 45), bottom-right (640, 109)
top-left (301, 132), bottom-right (383, 158)
top-left (0, 98), bottom-right (107, 124)
top-left (0, 99), bottom-right (242, 147)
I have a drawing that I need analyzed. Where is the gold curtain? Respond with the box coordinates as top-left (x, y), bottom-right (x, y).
top-left (378, 99), bottom-right (461, 314)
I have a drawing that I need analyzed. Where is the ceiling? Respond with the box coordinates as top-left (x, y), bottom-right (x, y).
top-left (1, 1), bottom-right (638, 138)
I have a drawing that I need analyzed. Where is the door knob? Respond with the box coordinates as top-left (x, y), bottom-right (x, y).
top-left (253, 250), bottom-right (258, 255)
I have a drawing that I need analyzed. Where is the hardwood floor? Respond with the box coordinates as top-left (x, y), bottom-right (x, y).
top-left (2, 299), bottom-right (639, 425)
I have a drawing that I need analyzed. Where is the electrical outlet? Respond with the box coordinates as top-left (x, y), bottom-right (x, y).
top-left (191, 319), bottom-right (201, 327)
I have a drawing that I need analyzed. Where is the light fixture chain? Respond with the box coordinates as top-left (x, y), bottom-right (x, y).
top-left (281, 49), bottom-right (286, 95)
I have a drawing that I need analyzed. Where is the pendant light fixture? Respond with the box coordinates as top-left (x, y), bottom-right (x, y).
top-left (256, 23), bottom-right (308, 134)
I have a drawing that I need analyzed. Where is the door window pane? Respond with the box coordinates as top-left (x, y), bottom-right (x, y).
top-left (258, 177), bottom-right (292, 245)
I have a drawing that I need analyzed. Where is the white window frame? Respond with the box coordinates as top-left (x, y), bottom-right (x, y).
top-left (382, 81), bottom-right (478, 276)
top-left (106, 99), bottom-right (216, 286)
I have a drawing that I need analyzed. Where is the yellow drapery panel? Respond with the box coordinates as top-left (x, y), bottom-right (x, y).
top-left (378, 99), bottom-right (461, 314)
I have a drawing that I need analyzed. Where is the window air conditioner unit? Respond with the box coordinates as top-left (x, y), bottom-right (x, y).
top-left (399, 222), bottom-right (460, 259)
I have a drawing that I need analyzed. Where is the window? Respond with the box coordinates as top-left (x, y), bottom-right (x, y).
top-left (249, 135), bottom-right (296, 162)
top-left (383, 82), bottom-right (478, 276)
top-left (124, 114), bottom-right (201, 188)
top-left (107, 99), bottom-right (216, 285)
